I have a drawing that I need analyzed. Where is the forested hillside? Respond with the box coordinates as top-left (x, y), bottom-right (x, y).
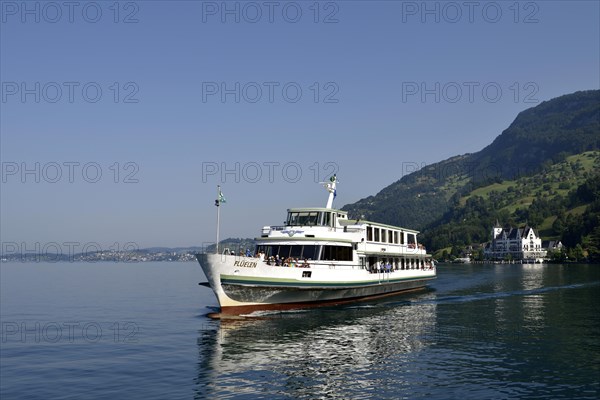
top-left (421, 152), bottom-right (600, 261)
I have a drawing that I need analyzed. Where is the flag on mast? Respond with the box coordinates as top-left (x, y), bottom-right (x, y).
top-left (323, 174), bottom-right (337, 197)
top-left (215, 186), bottom-right (226, 206)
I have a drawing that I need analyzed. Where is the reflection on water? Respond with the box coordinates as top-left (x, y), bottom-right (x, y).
top-left (521, 265), bottom-right (547, 326)
top-left (194, 264), bottom-right (600, 399)
top-left (195, 293), bottom-right (437, 399)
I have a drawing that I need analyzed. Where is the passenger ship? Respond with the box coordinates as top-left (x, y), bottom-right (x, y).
top-left (197, 176), bottom-right (436, 314)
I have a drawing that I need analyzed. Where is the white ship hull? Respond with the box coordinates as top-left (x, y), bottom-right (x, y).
top-left (197, 253), bottom-right (435, 313)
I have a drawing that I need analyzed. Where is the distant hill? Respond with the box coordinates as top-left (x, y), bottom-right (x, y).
top-left (342, 90), bottom-right (599, 229)
top-left (143, 246), bottom-right (204, 253)
top-left (205, 238), bottom-right (256, 254)
top-left (342, 90), bottom-right (600, 260)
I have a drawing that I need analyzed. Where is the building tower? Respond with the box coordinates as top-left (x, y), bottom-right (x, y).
top-left (493, 220), bottom-right (503, 240)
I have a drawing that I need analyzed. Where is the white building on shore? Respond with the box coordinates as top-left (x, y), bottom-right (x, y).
top-left (484, 222), bottom-right (547, 262)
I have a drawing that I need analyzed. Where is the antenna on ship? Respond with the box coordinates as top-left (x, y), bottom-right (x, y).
top-left (320, 174), bottom-right (338, 209)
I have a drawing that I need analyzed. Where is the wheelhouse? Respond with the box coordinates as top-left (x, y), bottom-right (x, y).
top-left (285, 208), bottom-right (347, 227)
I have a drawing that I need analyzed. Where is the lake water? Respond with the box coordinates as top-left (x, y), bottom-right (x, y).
top-left (1, 262), bottom-right (598, 399)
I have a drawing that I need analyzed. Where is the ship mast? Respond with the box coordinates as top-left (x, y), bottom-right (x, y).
top-left (215, 185), bottom-right (225, 254)
top-left (324, 174), bottom-right (337, 209)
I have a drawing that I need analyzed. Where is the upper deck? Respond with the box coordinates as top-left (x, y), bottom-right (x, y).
top-left (257, 207), bottom-right (427, 256)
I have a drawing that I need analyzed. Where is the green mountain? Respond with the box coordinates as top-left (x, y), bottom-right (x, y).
top-left (342, 90), bottom-right (600, 260)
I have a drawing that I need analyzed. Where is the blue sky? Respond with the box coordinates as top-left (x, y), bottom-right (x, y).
top-left (1, 0), bottom-right (599, 250)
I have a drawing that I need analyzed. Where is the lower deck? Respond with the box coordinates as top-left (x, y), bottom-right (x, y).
top-left (197, 253), bottom-right (437, 311)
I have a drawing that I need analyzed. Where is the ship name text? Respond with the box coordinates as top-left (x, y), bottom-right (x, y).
top-left (234, 260), bottom-right (257, 268)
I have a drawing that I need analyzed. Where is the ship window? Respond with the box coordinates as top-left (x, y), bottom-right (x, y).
top-left (287, 212), bottom-right (319, 226)
top-left (407, 234), bottom-right (417, 249)
top-left (322, 212), bottom-right (331, 227)
top-left (281, 246), bottom-right (288, 257)
top-left (277, 245), bottom-right (291, 258)
top-left (381, 229), bottom-right (387, 243)
top-left (303, 245), bottom-right (317, 260)
top-left (271, 246), bottom-right (290, 257)
top-left (300, 212), bottom-right (318, 226)
top-left (287, 213), bottom-right (298, 226)
top-left (400, 231), bottom-right (405, 245)
top-left (256, 245), bottom-right (273, 257)
top-left (290, 245), bottom-right (303, 258)
top-left (321, 245), bottom-right (352, 261)
top-left (367, 226), bottom-right (373, 241)
top-left (258, 245), bottom-right (319, 260)
top-left (394, 231), bottom-right (398, 244)
top-left (374, 228), bottom-right (380, 242)
top-left (297, 212), bottom-right (308, 225)
top-left (360, 257), bottom-right (366, 269)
